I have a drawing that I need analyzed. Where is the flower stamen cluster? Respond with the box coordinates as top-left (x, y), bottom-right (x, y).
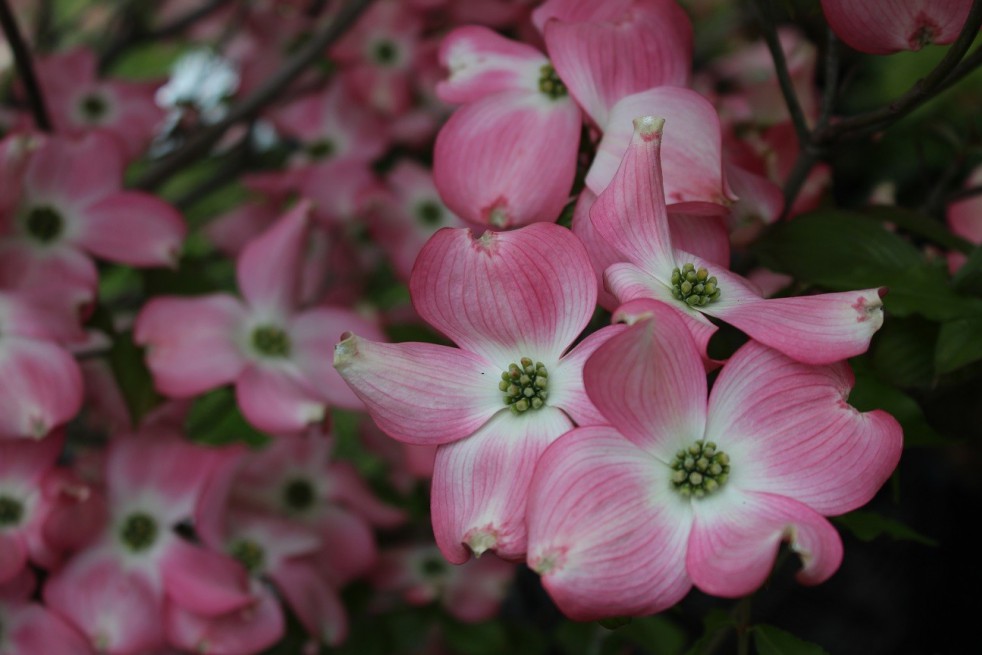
top-left (538, 64), bottom-right (567, 100)
top-left (0, 495), bottom-right (24, 526)
top-left (230, 539), bottom-right (265, 574)
top-left (670, 440), bottom-right (730, 498)
top-left (499, 357), bottom-right (548, 413)
top-left (671, 263), bottom-right (720, 307)
top-left (120, 512), bottom-right (158, 552)
top-left (252, 325), bottom-right (291, 358)
top-left (25, 206), bottom-right (64, 243)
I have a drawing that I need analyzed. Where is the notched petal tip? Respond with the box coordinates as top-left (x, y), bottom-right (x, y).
top-left (465, 528), bottom-right (498, 558)
top-left (332, 333), bottom-right (360, 369)
top-left (633, 115), bottom-right (665, 142)
top-left (529, 547), bottom-right (566, 575)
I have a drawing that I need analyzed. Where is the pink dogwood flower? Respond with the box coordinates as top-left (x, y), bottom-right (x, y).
top-left (1, 570), bottom-right (93, 655)
top-left (592, 116), bottom-right (886, 364)
top-left (0, 132), bottom-right (185, 320)
top-left (820, 0), bottom-right (974, 55)
top-left (526, 300), bottom-right (903, 620)
top-left (34, 48), bottom-right (164, 160)
top-left (334, 222), bottom-right (622, 563)
top-left (136, 202), bottom-right (385, 434)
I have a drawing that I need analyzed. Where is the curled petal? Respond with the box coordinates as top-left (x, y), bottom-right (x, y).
top-left (707, 342), bottom-right (903, 514)
top-left (433, 92), bottom-right (580, 229)
top-left (333, 336), bottom-right (501, 445)
top-left (548, 324), bottom-right (627, 427)
top-left (584, 305), bottom-right (706, 457)
top-left (587, 88), bottom-right (733, 206)
top-left (165, 582), bottom-right (284, 655)
top-left (543, 0), bottom-right (692, 127)
top-left (236, 365), bottom-right (326, 435)
top-left (237, 201), bottom-right (311, 314)
top-left (135, 295), bottom-right (247, 398)
top-left (704, 265), bottom-right (886, 364)
top-left (0, 338), bottom-right (83, 439)
top-left (271, 561), bottom-right (348, 647)
top-left (527, 427), bottom-right (692, 620)
top-left (437, 26), bottom-right (548, 103)
top-left (410, 224), bottom-right (597, 364)
top-left (74, 192), bottom-right (185, 267)
top-left (432, 407), bottom-right (573, 564)
top-left (688, 491), bottom-right (844, 597)
top-left (820, 0), bottom-right (973, 54)
top-left (161, 540), bottom-right (254, 617)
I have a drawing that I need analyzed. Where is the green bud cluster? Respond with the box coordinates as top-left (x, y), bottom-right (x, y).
top-left (500, 357), bottom-right (549, 414)
top-left (120, 512), bottom-right (158, 552)
top-left (80, 93), bottom-right (108, 120)
top-left (252, 325), bottom-right (291, 358)
top-left (26, 206), bottom-right (63, 243)
top-left (284, 478), bottom-right (316, 512)
top-left (230, 539), bottom-right (265, 574)
top-left (306, 138), bottom-right (336, 160)
top-left (0, 495), bottom-right (24, 526)
top-left (670, 440), bottom-right (730, 498)
top-left (671, 263), bottom-right (720, 307)
top-left (538, 64), bottom-right (567, 100)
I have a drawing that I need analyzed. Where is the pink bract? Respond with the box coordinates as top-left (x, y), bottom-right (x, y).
top-left (821, 0), bottom-right (974, 55)
top-left (334, 223), bottom-right (622, 562)
top-left (526, 301), bottom-right (902, 620)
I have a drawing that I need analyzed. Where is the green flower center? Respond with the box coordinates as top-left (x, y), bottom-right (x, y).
top-left (373, 40), bottom-right (398, 66)
top-left (500, 357), bottom-right (548, 414)
top-left (0, 495), bottom-right (24, 527)
top-left (416, 200), bottom-right (443, 226)
top-left (252, 325), bottom-right (291, 358)
top-left (538, 64), bottom-right (567, 100)
top-left (283, 478), bottom-right (316, 512)
top-left (25, 206), bottom-right (64, 243)
top-left (671, 263), bottom-right (721, 308)
top-left (306, 138), bottom-right (336, 160)
top-left (80, 93), bottom-right (108, 121)
top-left (230, 539), bottom-right (265, 574)
top-left (120, 512), bottom-right (158, 552)
top-left (670, 440), bottom-right (730, 499)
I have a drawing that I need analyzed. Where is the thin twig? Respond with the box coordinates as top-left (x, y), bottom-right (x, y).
top-left (753, 0), bottom-right (811, 146)
top-left (133, 0), bottom-right (374, 192)
top-left (816, 28), bottom-right (839, 132)
top-left (947, 184), bottom-right (982, 203)
top-left (814, 0), bottom-right (982, 143)
top-left (100, 0), bottom-right (235, 71)
top-left (0, 0), bottom-right (51, 131)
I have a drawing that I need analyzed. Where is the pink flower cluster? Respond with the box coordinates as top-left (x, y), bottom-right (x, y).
top-left (335, 0), bottom-right (909, 622)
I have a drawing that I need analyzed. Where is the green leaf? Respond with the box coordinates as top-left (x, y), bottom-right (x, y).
top-left (848, 370), bottom-right (948, 447)
top-left (108, 329), bottom-right (160, 422)
top-left (935, 316), bottom-right (982, 373)
top-left (682, 609), bottom-right (734, 655)
top-left (869, 318), bottom-right (937, 388)
top-left (441, 619), bottom-right (510, 655)
top-left (618, 615), bottom-right (687, 655)
top-left (833, 510), bottom-right (938, 547)
top-left (753, 211), bottom-right (982, 320)
top-left (753, 625), bottom-right (830, 655)
top-left (951, 246), bottom-right (982, 296)
top-left (185, 387), bottom-right (270, 447)
top-left (864, 206), bottom-right (975, 255)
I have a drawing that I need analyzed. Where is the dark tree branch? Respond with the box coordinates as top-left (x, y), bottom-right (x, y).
top-left (133, 0), bottom-right (375, 192)
top-left (100, 0), bottom-right (235, 72)
top-left (0, 0), bottom-right (51, 131)
top-left (814, 0), bottom-right (982, 143)
top-left (753, 0), bottom-right (811, 147)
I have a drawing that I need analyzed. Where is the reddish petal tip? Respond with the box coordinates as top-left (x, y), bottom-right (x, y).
top-left (877, 286), bottom-right (889, 299)
top-left (333, 333), bottom-right (359, 369)
top-left (633, 115), bottom-right (665, 142)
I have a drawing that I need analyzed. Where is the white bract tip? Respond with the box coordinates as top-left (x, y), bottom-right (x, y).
top-left (633, 115), bottom-right (666, 141)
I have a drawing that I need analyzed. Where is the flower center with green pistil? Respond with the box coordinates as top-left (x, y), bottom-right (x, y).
top-left (230, 539), bottom-right (265, 574)
top-left (500, 357), bottom-right (548, 414)
top-left (670, 440), bottom-right (730, 498)
top-left (283, 478), bottom-right (315, 512)
top-left (373, 40), bottom-right (398, 66)
top-left (671, 263), bottom-right (721, 308)
top-left (538, 64), bottom-right (567, 100)
top-left (252, 325), bottom-right (291, 358)
top-left (120, 512), bottom-right (158, 552)
top-left (80, 93), bottom-right (108, 121)
top-left (306, 138), bottom-right (335, 160)
top-left (25, 206), bottom-right (64, 243)
top-left (0, 495), bottom-right (24, 527)
top-left (416, 200), bottom-right (443, 226)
